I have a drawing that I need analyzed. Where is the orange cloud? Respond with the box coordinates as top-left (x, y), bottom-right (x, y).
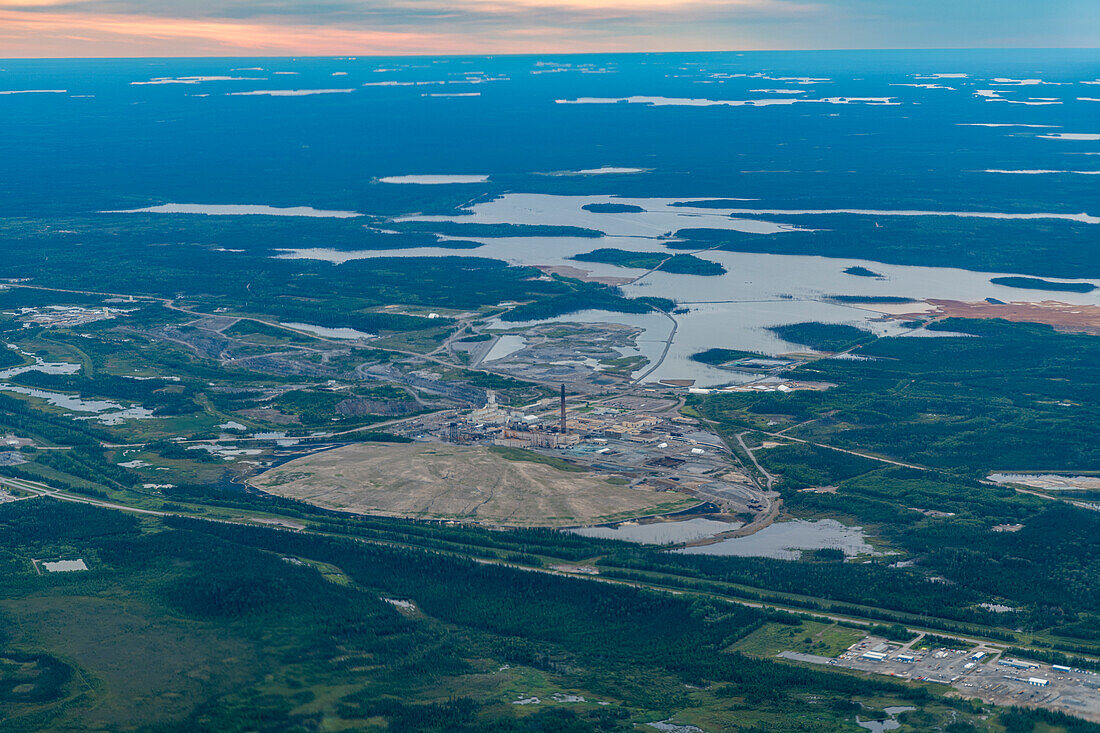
top-left (0, 10), bottom-right (473, 55)
top-left (0, 0), bottom-right (95, 6)
top-left (0, 0), bottom-right (804, 56)
top-left (460, 0), bottom-right (814, 12)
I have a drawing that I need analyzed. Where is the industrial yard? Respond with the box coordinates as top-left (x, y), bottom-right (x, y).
top-left (785, 635), bottom-right (1100, 722)
top-left (249, 374), bottom-right (778, 530)
top-left (375, 382), bottom-right (776, 523)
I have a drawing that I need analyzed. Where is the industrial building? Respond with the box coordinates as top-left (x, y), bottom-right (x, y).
top-left (494, 429), bottom-right (581, 449)
top-left (1001, 659), bottom-right (1041, 671)
top-left (466, 392), bottom-right (533, 426)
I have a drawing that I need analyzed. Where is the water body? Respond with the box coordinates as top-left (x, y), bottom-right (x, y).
top-left (0, 385), bottom-right (121, 412)
top-left (6, 51), bottom-right (1098, 384)
top-left (983, 169), bottom-right (1100, 175)
top-left (1038, 133), bottom-right (1100, 141)
top-left (280, 322), bottom-right (375, 339)
top-left (393, 194), bottom-right (801, 237)
top-left (557, 96), bottom-right (899, 107)
top-left (0, 352), bottom-right (82, 380)
top-left (568, 517), bottom-right (742, 545)
top-left (714, 207), bottom-right (1099, 224)
top-left (106, 204), bottom-right (363, 218)
top-left (131, 76), bottom-right (263, 85)
top-left (228, 89), bottom-right (355, 97)
top-left (0, 385), bottom-right (154, 424)
top-left (277, 211), bottom-right (1100, 387)
top-left (483, 334), bottom-right (527, 361)
top-left (676, 519), bottom-right (876, 559)
top-left (988, 473), bottom-right (1100, 490)
top-left (563, 167), bottom-right (646, 175)
top-left (0, 348), bottom-right (152, 423)
top-left (379, 174), bottom-right (490, 184)
top-left (646, 722), bottom-right (705, 733)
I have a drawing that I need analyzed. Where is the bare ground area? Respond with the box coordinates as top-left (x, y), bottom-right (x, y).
top-left (249, 442), bottom-right (696, 526)
top-left (895, 299), bottom-right (1100, 335)
top-left (532, 264), bottom-right (633, 286)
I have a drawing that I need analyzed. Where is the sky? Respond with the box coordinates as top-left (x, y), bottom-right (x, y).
top-left (0, 0), bottom-right (1096, 58)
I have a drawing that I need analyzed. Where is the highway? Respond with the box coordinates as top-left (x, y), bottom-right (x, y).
top-left (9, 471), bottom-right (1098, 671)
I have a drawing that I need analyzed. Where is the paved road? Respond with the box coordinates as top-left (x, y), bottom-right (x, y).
top-left (630, 308), bottom-right (679, 386)
top-left (0, 472), bottom-right (1059, 661)
top-left (736, 431), bottom-right (776, 490)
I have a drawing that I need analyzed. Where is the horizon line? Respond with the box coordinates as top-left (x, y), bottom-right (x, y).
top-left (2, 46), bottom-right (1097, 62)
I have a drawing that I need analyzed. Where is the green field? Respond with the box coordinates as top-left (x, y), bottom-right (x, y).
top-left (731, 620), bottom-right (865, 659)
top-left (3, 499), bottom-right (1080, 733)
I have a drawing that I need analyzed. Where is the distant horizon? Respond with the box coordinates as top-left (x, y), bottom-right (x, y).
top-left (0, 0), bottom-right (1095, 59)
top-left (2, 46), bottom-right (1098, 62)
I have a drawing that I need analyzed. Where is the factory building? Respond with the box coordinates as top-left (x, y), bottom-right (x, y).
top-left (467, 392), bottom-right (532, 427)
top-left (1000, 659), bottom-right (1040, 670)
top-left (494, 429), bottom-right (581, 450)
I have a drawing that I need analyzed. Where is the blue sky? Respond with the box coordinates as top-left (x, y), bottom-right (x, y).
top-left (0, 0), bottom-right (1096, 57)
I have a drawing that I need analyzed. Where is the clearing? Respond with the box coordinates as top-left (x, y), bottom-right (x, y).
top-left (249, 442), bottom-right (696, 526)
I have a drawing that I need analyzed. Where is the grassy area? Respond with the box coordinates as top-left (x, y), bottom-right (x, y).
top-left (0, 499), bottom-right (1034, 732)
top-left (597, 355), bottom-right (648, 377)
top-left (487, 445), bottom-right (588, 472)
top-left (731, 620), bottom-right (864, 659)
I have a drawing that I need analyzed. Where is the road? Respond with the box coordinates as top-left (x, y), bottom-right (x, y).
top-left (11, 471), bottom-right (1091, 668)
top-left (736, 430), bottom-right (776, 490)
top-left (0, 474), bottom-right (986, 647)
top-left (750, 427), bottom-right (928, 471)
top-left (629, 308), bottom-right (679, 386)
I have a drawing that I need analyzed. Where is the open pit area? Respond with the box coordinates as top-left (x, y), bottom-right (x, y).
top-left (249, 442), bottom-right (697, 526)
top-left (896, 299), bottom-right (1100, 336)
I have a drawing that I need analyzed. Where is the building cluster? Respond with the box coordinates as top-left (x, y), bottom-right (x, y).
top-left (494, 429), bottom-right (581, 450)
top-left (460, 391), bottom-right (709, 453)
top-left (399, 389), bottom-right (764, 516)
top-left (568, 412), bottom-right (662, 441)
top-left (14, 305), bottom-right (121, 329)
top-left (461, 391), bottom-right (580, 449)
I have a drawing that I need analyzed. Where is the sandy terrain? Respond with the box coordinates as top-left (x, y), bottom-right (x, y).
top-left (533, 264), bottom-right (633, 286)
top-left (249, 442), bottom-right (694, 526)
top-left (896, 299), bottom-right (1100, 335)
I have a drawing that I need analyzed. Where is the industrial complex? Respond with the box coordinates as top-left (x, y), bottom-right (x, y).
top-left (390, 383), bottom-right (775, 526)
top-left (791, 635), bottom-right (1100, 721)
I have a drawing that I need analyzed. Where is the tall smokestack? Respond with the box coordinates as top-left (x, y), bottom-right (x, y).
top-left (560, 384), bottom-right (567, 434)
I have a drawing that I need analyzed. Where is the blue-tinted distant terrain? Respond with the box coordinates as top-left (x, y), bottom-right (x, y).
top-left (0, 49), bottom-right (1096, 218)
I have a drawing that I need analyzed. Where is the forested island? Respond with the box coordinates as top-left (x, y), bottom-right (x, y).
top-left (991, 276), bottom-right (1096, 293)
top-left (572, 248), bottom-right (727, 276)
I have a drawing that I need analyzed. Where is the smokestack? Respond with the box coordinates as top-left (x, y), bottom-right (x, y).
top-left (560, 384), bottom-right (567, 434)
